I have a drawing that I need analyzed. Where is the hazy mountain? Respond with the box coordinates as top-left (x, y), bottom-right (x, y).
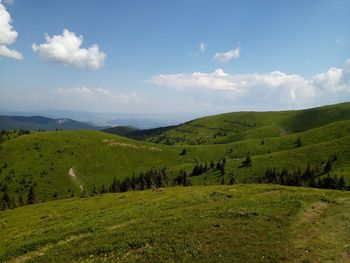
top-left (0, 115), bottom-right (102, 131)
top-left (0, 109), bottom-right (198, 129)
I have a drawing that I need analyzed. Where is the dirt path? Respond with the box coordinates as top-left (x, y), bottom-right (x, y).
top-left (289, 198), bottom-right (350, 262)
top-left (68, 168), bottom-right (84, 191)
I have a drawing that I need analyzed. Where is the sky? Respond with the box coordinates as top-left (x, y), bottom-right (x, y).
top-left (0, 0), bottom-right (350, 116)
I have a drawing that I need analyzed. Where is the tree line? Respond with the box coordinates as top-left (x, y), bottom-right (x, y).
top-left (87, 167), bottom-right (193, 196)
top-left (259, 161), bottom-right (348, 190)
top-left (0, 184), bottom-right (36, 210)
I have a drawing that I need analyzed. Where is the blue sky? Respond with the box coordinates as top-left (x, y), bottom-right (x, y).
top-left (0, 0), bottom-right (349, 115)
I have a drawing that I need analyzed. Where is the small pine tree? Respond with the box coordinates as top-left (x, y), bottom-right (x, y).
top-left (180, 148), bottom-right (187, 155)
top-left (220, 165), bottom-right (225, 176)
top-left (324, 158), bottom-right (332, 173)
top-left (27, 185), bottom-right (37, 204)
top-left (242, 156), bottom-right (252, 167)
top-left (9, 195), bottom-right (17, 209)
top-left (210, 160), bottom-right (215, 169)
top-left (1, 191), bottom-right (10, 203)
top-left (183, 172), bottom-right (192, 186)
top-left (204, 162), bottom-right (209, 172)
top-left (338, 175), bottom-right (345, 190)
top-left (221, 176), bottom-right (225, 185)
top-left (1, 191), bottom-right (10, 209)
top-left (91, 184), bottom-right (98, 195)
top-left (18, 190), bottom-right (24, 206)
top-left (229, 171), bottom-right (236, 185)
top-left (1, 200), bottom-right (8, 210)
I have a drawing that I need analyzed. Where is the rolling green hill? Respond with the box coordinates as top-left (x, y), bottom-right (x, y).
top-left (1, 118), bottom-right (350, 206)
top-left (1, 102), bottom-right (350, 262)
top-left (0, 185), bottom-right (349, 262)
top-left (102, 126), bottom-right (139, 137)
top-left (0, 130), bottom-right (189, 202)
top-left (142, 102), bottom-right (350, 145)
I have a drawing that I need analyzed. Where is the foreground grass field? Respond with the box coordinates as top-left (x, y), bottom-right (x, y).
top-left (0, 184), bottom-right (349, 262)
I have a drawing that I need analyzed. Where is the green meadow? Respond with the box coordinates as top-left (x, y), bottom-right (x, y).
top-left (1, 103), bottom-right (350, 262)
top-left (0, 185), bottom-right (349, 262)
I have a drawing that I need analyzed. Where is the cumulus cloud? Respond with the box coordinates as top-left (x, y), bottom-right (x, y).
top-left (312, 60), bottom-right (350, 92)
top-left (0, 1), bottom-right (23, 60)
top-left (55, 86), bottom-right (143, 105)
top-left (213, 48), bottom-right (240, 62)
top-left (147, 59), bottom-right (350, 107)
top-left (32, 29), bottom-right (106, 70)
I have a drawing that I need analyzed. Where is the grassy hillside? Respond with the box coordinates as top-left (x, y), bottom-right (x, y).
top-left (0, 130), bottom-right (189, 201)
top-left (0, 184), bottom-right (349, 262)
top-left (142, 102), bottom-right (350, 145)
top-left (102, 126), bottom-right (139, 137)
top-left (1, 118), bottom-right (350, 204)
top-left (0, 115), bottom-right (100, 131)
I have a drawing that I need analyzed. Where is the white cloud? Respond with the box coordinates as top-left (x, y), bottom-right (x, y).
top-left (148, 69), bottom-right (312, 99)
top-left (312, 59), bottom-right (350, 93)
top-left (213, 48), bottom-right (240, 62)
top-left (199, 42), bottom-right (206, 53)
top-left (32, 29), bottom-right (106, 70)
top-left (95, 87), bottom-right (112, 96)
top-left (148, 69), bottom-right (240, 91)
top-left (55, 86), bottom-right (95, 96)
top-left (192, 42), bottom-right (207, 57)
top-left (147, 59), bottom-right (350, 107)
top-left (114, 92), bottom-right (142, 103)
top-left (0, 44), bottom-right (22, 59)
top-left (312, 67), bottom-right (343, 92)
top-left (55, 86), bottom-right (143, 105)
top-left (0, 1), bottom-right (23, 60)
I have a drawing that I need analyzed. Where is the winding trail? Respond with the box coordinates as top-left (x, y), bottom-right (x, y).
top-left (68, 168), bottom-right (84, 191)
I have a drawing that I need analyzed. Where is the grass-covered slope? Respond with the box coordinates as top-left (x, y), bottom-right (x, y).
top-left (102, 126), bottom-right (139, 137)
top-left (144, 102), bottom-right (350, 144)
top-left (0, 185), bottom-right (349, 262)
top-left (0, 130), bottom-right (190, 201)
top-left (1, 118), bottom-right (350, 203)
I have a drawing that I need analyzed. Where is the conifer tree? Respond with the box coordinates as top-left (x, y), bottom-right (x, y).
top-left (27, 185), bottom-right (37, 204)
top-left (210, 160), bottom-right (215, 169)
top-left (242, 156), bottom-right (252, 167)
top-left (180, 148), bottom-right (187, 155)
top-left (229, 171), bottom-right (236, 185)
top-left (324, 158), bottom-right (333, 173)
top-left (221, 176), bottom-right (225, 185)
top-left (220, 165), bottom-right (225, 176)
top-left (338, 175), bottom-right (345, 189)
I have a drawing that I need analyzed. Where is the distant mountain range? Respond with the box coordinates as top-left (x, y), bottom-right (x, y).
top-left (0, 115), bottom-right (102, 131)
top-left (0, 109), bottom-right (196, 129)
